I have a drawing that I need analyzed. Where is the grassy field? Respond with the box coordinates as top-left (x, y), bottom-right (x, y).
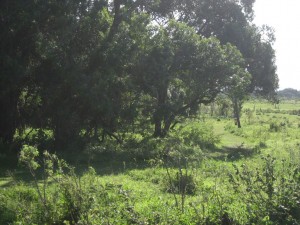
top-left (1, 100), bottom-right (300, 224)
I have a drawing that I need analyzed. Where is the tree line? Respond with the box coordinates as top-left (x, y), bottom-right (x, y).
top-left (278, 88), bottom-right (300, 99)
top-left (0, 0), bottom-right (278, 151)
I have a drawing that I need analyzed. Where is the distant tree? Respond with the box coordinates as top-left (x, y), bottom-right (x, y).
top-left (215, 95), bottom-right (232, 117)
top-left (278, 88), bottom-right (300, 99)
top-left (224, 71), bottom-right (251, 128)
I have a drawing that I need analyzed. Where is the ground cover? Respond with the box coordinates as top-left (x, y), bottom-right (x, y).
top-left (1, 100), bottom-right (300, 224)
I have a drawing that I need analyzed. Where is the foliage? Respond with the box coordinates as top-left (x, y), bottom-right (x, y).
top-left (0, 0), bottom-right (285, 223)
top-left (0, 0), bottom-right (278, 150)
top-left (1, 145), bottom-right (146, 224)
top-left (177, 121), bottom-right (221, 150)
top-left (229, 155), bottom-right (300, 224)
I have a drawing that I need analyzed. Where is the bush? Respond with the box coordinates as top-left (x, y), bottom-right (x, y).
top-left (176, 121), bottom-right (220, 150)
top-left (228, 155), bottom-right (300, 224)
top-left (162, 171), bottom-right (196, 195)
top-left (269, 121), bottom-right (284, 132)
top-left (3, 145), bottom-right (145, 225)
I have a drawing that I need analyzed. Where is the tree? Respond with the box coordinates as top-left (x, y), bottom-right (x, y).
top-left (134, 21), bottom-right (249, 137)
top-left (174, 0), bottom-right (278, 96)
top-left (0, 0), bottom-right (278, 150)
top-left (0, 0), bottom-right (44, 144)
top-left (172, 0), bottom-right (277, 127)
top-left (225, 72), bottom-right (251, 128)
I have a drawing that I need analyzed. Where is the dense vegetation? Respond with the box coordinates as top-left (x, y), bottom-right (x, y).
top-left (1, 0), bottom-right (277, 151)
top-left (1, 0), bottom-right (294, 225)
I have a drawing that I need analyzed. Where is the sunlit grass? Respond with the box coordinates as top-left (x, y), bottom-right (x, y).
top-left (2, 100), bottom-right (300, 224)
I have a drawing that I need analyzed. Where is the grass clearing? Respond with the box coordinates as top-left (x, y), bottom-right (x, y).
top-left (1, 100), bottom-right (300, 224)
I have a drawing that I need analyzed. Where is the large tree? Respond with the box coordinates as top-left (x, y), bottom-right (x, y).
top-left (0, 0), bottom-right (46, 144)
top-left (0, 0), bottom-right (278, 149)
top-left (173, 0), bottom-right (278, 95)
top-left (134, 21), bottom-right (249, 137)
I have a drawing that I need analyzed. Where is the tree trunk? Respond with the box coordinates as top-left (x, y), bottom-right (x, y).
top-left (153, 118), bottom-right (162, 137)
top-left (233, 98), bottom-right (241, 128)
top-left (162, 114), bottom-right (175, 135)
top-left (153, 85), bottom-right (168, 137)
top-left (53, 116), bottom-right (81, 151)
top-left (0, 93), bottom-right (19, 145)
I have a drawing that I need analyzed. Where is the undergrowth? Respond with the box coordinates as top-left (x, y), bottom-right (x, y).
top-left (1, 104), bottom-right (300, 224)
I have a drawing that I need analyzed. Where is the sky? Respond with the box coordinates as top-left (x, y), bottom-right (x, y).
top-left (253, 0), bottom-right (300, 90)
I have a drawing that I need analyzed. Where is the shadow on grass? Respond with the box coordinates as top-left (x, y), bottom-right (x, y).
top-left (0, 167), bottom-right (41, 188)
top-left (0, 152), bottom-right (42, 186)
top-left (0, 151), bottom-right (152, 188)
top-left (64, 151), bottom-right (152, 176)
top-left (0, 144), bottom-right (260, 188)
top-left (205, 144), bottom-right (259, 161)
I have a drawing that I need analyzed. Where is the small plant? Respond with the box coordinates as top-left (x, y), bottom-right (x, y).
top-left (269, 119), bottom-right (289, 132)
top-left (244, 108), bottom-right (254, 125)
top-left (228, 154), bottom-right (300, 224)
top-left (18, 145), bottom-right (75, 224)
top-left (159, 136), bottom-right (202, 213)
top-left (164, 171), bottom-right (196, 195)
top-left (14, 144), bottom-right (148, 224)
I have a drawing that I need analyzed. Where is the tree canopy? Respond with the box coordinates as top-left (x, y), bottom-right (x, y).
top-left (0, 0), bottom-right (278, 150)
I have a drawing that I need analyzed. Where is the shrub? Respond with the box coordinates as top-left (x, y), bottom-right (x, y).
top-left (8, 145), bottom-right (144, 224)
top-left (269, 120), bottom-right (285, 132)
top-left (176, 121), bottom-right (220, 150)
top-left (163, 171), bottom-right (196, 195)
top-left (228, 155), bottom-right (300, 224)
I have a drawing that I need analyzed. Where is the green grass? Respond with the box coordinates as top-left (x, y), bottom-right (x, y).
top-left (2, 100), bottom-right (300, 224)
top-left (244, 100), bottom-right (300, 110)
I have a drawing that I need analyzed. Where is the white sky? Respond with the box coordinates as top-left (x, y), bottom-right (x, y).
top-left (254, 0), bottom-right (300, 90)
